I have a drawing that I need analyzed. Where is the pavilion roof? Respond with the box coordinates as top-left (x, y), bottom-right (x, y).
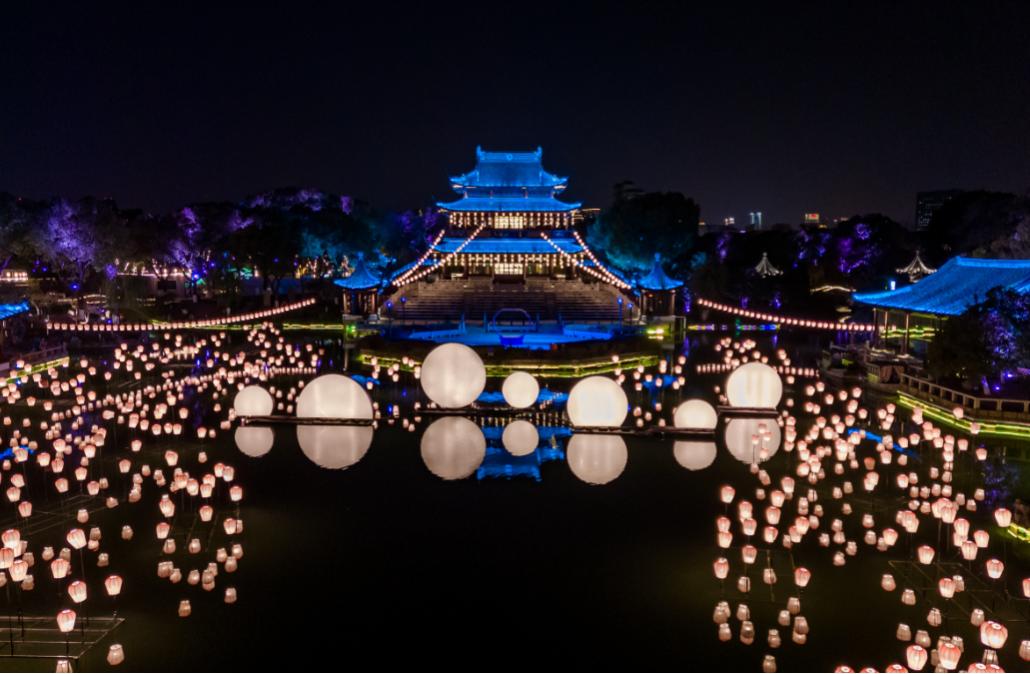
top-left (634, 254), bottom-right (684, 291)
top-left (853, 256), bottom-right (1030, 316)
top-left (436, 195), bottom-right (581, 212)
top-left (450, 146), bottom-right (566, 188)
top-left (332, 256), bottom-right (383, 290)
top-left (432, 237), bottom-right (583, 255)
top-left (0, 299), bottom-right (30, 321)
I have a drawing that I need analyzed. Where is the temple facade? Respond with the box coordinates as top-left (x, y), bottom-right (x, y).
top-left (341, 147), bottom-right (683, 324)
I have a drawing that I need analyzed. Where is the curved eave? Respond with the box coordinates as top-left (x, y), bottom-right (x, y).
top-left (436, 197), bottom-right (582, 212)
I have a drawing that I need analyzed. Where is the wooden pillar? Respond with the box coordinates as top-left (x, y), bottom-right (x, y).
top-left (903, 311), bottom-right (911, 355)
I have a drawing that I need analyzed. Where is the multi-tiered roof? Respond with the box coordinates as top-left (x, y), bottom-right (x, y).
top-left (437, 146), bottom-right (581, 212)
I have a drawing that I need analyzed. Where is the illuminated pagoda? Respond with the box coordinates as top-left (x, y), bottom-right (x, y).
top-left (895, 250), bottom-right (937, 282)
top-left (382, 147), bottom-right (651, 324)
top-left (754, 252), bottom-right (783, 278)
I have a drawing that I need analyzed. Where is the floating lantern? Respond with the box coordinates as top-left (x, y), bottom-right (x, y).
top-left (566, 376), bottom-right (628, 428)
top-left (232, 385), bottom-right (273, 417)
top-left (673, 399), bottom-right (718, 430)
top-left (501, 371), bottom-right (539, 409)
top-left (419, 343), bottom-right (486, 409)
top-left (296, 374), bottom-right (373, 420)
top-left (725, 362), bottom-right (782, 409)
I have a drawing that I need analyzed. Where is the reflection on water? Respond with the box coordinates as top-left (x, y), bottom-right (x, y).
top-left (420, 416), bottom-right (486, 480)
top-left (673, 440), bottom-right (717, 471)
top-left (238, 413), bottom-right (783, 481)
top-left (723, 416), bottom-right (781, 464)
top-left (234, 426), bottom-right (275, 458)
top-left (501, 419), bottom-right (539, 456)
top-left (566, 433), bottom-right (628, 485)
top-left (297, 424), bottom-right (374, 469)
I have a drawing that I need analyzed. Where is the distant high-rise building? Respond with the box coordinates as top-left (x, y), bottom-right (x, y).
top-left (802, 212), bottom-right (824, 227)
top-left (723, 216), bottom-right (736, 227)
top-left (915, 189), bottom-right (964, 231)
top-left (749, 211), bottom-right (763, 229)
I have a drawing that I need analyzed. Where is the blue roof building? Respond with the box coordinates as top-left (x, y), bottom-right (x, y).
top-left (853, 256), bottom-right (1030, 355)
top-left (0, 300), bottom-right (30, 322)
top-left (853, 256), bottom-right (1030, 317)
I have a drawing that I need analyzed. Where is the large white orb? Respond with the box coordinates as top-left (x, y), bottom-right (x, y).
top-left (420, 343), bottom-right (486, 409)
top-left (420, 416), bottom-right (485, 480)
top-left (296, 374), bottom-right (373, 420)
top-left (723, 417), bottom-right (782, 465)
top-left (673, 440), bottom-right (717, 471)
top-left (501, 420), bottom-right (539, 457)
top-left (297, 425), bottom-right (373, 470)
top-left (502, 371), bottom-right (539, 409)
top-left (567, 434), bottom-right (628, 485)
top-left (233, 385), bottom-right (274, 417)
top-left (673, 399), bottom-right (719, 430)
top-left (725, 362), bottom-right (783, 409)
top-left (567, 376), bottom-right (628, 428)
top-left (234, 426), bottom-right (274, 458)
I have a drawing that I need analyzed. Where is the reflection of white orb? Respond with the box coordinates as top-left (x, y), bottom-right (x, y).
top-left (673, 399), bottom-right (718, 430)
top-left (296, 374), bottom-right (373, 419)
top-left (501, 420), bottom-right (539, 456)
top-left (567, 376), bottom-right (628, 427)
top-left (673, 440), bottom-right (717, 471)
top-left (502, 371), bottom-right (539, 409)
top-left (420, 417), bottom-right (485, 480)
top-left (725, 362), bottom-right (782, 409)
top-left (233, 385), bottom-right (274, 417)
top-left (421, 343), bottom-right (486, 409)
top-left (234, 427), bottom-right (274, 458)
top-left (297, 425), bottom-right (373, 469)
top-left (567, 434), bottom-right (628, 485)
top-left (723, 417), bottom-right (782, 464)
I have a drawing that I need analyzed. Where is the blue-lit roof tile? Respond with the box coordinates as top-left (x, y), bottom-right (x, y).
top-left (853, 256), bottom-right (1030, 316)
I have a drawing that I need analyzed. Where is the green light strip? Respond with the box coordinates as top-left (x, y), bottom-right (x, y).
top-left (896, 391), bottom-right (1030, 440)
top-left (358, 352), bottom-right (660, 378)
top-left (2, 356), bottom-right (70, 386)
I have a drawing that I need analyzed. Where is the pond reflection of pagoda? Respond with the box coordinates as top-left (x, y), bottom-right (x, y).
top-left (380, 147), bottom-right (680, 323)
top-left (476, 424), bottom-right (569, 482)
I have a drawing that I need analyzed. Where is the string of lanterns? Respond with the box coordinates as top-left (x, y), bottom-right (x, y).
top-left (539, 232), bottom-right (631, 289)
top-left (45, 297), bottom-right (318, 332)
top-left (697, 297), bottom-right (877, 332)
top-left (391, 229), bottom-right (447, 286)
top-left (394, 225), bottom-right (486, 287)
top-left (570, 231), bottom-right (632, 289)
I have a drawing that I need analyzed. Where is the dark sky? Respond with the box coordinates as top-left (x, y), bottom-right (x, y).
top-left (2, 2), bottom-right (1029, 225)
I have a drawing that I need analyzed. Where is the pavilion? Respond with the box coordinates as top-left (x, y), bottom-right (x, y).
top-left (853, 256), bottom-right (1030, 355)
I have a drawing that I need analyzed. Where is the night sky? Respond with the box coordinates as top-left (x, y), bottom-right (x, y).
top-left (3, 2), bottom-right (1029, 226)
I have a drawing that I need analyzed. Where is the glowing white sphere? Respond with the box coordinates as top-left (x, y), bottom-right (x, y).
top-left (567, 376), bottom-right (628, 427)
top-left (673, 399), bottom-right (718, 430)
top-left (233, 385), bottom-right (273, 417)
top-left (567, 434), bottom-right (628, 485)
top-left (420, 343), bottom-right (486, 409)
top-left (501, 371), bottom-right (539, 409)
top-left (501, 420), bottom-right (539, 456)
top-left (420, 417), bottom-right (485, 480)
top-left (673, 440), bottom-right (717, 471)
top-left (296, 374), bottom-right (373, 420)
top-left (723, 417), bottom-right (782, 464)
top-left (297, 425), bottom-right (373, 470)
top-left (725, 362), bottom-right (782, 409)
top-left (234, 427), bottom-right (274, 458)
